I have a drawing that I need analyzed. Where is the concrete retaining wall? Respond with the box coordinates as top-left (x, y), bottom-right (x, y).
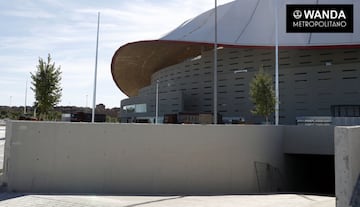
top-left (335, 126), bottom-right (360, 207)
top-left (3, 121), bottom-right (285, 194)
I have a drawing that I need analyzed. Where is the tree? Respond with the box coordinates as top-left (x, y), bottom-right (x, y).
top-left (31, 54), bottom-right (62, 120)
top-left (249, 66), bottom-right (275, 123)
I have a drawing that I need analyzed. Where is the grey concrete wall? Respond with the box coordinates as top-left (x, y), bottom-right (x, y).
top-left (283, 125), bottom-right (334, 155)
top-left (335, 126), bottom-right (360, 207)
top-left (3, 121), bottom-right (285, 194)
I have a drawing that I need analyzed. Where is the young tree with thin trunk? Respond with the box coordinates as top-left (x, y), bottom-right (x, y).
top-left (31, 54), bottom-right (62, 120)
top-left (249, 65), bottom-right (275, 124)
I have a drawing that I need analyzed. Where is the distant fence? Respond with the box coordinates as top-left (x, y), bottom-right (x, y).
top-left (296, 116), bottom-right (360, 126)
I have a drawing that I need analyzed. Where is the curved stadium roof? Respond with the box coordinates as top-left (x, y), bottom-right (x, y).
top-left (112, 0), bottom-right (360, 97)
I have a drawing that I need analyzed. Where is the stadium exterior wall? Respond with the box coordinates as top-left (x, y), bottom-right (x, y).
top-left (120, 47), bottom-right (360, 124)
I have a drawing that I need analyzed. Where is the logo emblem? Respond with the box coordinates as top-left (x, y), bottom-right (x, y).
top-left (293, 10), bottom-right (302, 19)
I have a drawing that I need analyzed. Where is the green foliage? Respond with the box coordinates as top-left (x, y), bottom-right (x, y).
top-left (106, 115), bottom-right (119, 123)
top-left (31, 54), bottom-right (62, 120)
top-left (249, 66), bottom-right (276, 123)
top-left (0, 109), bottom-right (21, 120)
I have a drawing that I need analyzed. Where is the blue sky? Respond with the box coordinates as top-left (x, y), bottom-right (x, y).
top-left (0, 0), bottom-right (232, 108)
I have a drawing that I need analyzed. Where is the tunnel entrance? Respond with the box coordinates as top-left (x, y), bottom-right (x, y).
top-left (285, 154), bottom-right (335, 195)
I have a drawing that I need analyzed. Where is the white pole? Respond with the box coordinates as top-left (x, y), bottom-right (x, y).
top-left (92, 12), bottom-right (100, 123)
top-left (155, 80), bottom-right (159, 124)
top-left (24, 79), bottom-right (28, 114)
top-left (275, 0), bottom-right (279, 125)
top-left (213, 0), bottom-right (218, 124)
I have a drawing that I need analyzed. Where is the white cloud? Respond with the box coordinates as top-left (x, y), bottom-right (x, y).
top-left (0, 0), bottom-right (234, 108)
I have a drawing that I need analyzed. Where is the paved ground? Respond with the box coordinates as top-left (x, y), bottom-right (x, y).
top-left (0, 193), bottom-right (335, 207)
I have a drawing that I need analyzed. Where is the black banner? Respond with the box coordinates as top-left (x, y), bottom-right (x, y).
top-left (286, 4), bottom-right (353, 33)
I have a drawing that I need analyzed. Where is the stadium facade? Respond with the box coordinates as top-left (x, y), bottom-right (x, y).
top-left (111, 0), bottom-right (360, 124)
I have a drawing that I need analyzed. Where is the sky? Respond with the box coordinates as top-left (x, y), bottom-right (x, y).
top-left (0, 0), bottom-right (233, 108)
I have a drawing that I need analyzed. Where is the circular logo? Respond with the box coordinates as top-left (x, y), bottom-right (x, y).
top-left (293, 10), bottom-right (302, 19)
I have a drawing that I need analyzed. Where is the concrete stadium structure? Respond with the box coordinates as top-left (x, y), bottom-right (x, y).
top-left (111, 0), bottom-right (360, 124)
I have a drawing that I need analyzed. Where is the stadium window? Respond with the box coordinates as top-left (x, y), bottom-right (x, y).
top-left (344, 57), bottom-right (358, 61)
top-left (320, 53), bottom-right (332, 56)
top-left (280, 56), bottom-right (290, 60)
top-left (299, 61), bottom-right (312, 64)
top-left (342, 69), bottom-right (357, 72)
top-left (261, 59), bottom-right (271, 62)
top-left (280, 63), bottom-right (290, 66)
top-left (344, 50), bottom-right (357, 54)
top-left (261, 52), bottom-right (271, 55)
top-left (318, 71), bottom-right (331, 74)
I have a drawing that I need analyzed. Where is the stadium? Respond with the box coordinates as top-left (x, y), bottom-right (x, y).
top-left (111, 0), bottom-right (360, 124)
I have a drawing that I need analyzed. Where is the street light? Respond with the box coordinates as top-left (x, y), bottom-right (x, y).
top-left (275, 0), bottom-right (279, 125)
top-left (155, 80), bottom-right (173, 124)
top-left (213, 0), bottom-right (218, 124)
top-left (24, 79), bottom-right (28, 114)
top-left (92, 12), bottom-right (100, 123)
top-left (155, 80), bottom-right (159, 124)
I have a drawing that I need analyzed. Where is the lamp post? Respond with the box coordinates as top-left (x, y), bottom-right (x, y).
top-left (24, 79), bottom-right (28, 114)
top-left (213, 0), bottom-right (218, 124)
top-left (92, 12), bottom-right (100, 123)
top-left (275, 0), bottom-right (279, 125)
top-left (155, 80), bottom-right (159, 124)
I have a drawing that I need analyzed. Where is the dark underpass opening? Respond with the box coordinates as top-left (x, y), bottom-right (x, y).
top-left (285, 154), bottom-right (335, 195)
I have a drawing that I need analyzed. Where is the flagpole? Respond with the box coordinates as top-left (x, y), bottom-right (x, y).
top-left (92, 12), bottom-right (100, 123)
